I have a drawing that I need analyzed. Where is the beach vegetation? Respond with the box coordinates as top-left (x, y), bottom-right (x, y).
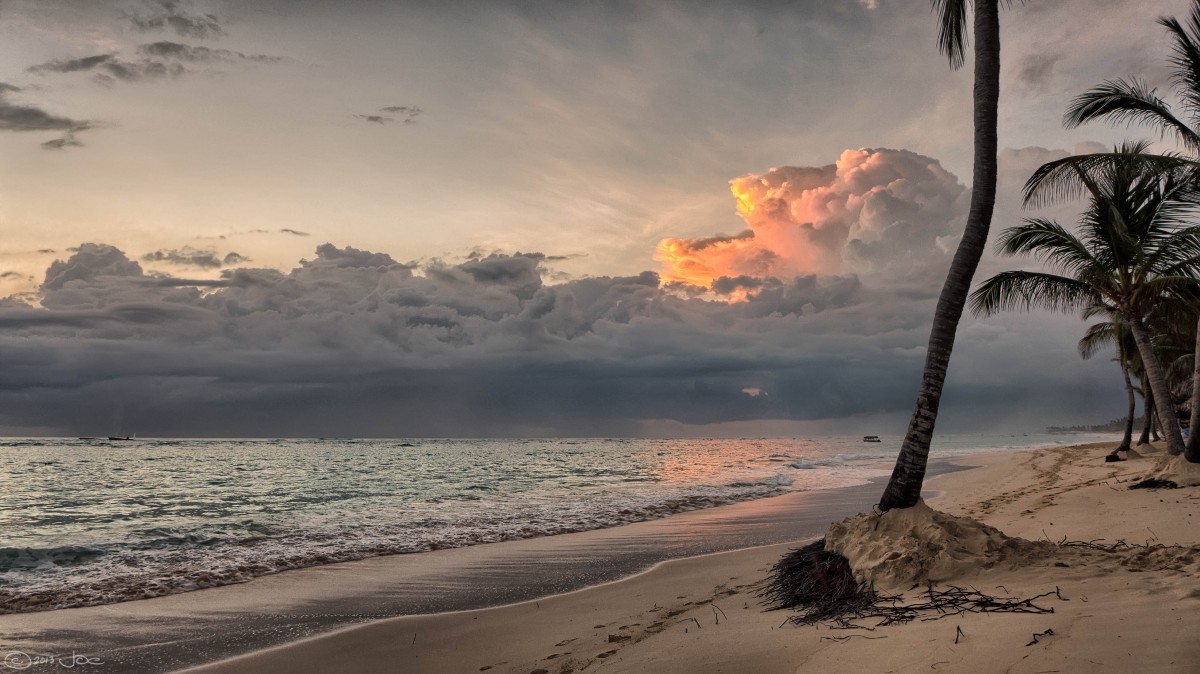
top-left (970, 142), bottom-right (1200, 461)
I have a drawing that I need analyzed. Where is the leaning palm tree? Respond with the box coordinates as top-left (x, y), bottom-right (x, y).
top-left (877, 0), bottom-right (1003, 512)
top-left (970, 145), bottom-right (1200, 459)
top-left (1064, 0), bottom-right (1200, 456)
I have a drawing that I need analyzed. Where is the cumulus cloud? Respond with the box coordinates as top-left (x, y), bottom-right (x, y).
top-left (0, 144), bottom-right (1126, 436)
top-left (656, 148), bottom-right (969, 293)
top-left (0, 225), bottom-right (1117, 437)
top-left (0, 241), bottom-right (939, 436)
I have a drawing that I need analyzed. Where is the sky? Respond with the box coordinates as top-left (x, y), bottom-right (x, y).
top-left (0, 0), bottom-right (1191, 437)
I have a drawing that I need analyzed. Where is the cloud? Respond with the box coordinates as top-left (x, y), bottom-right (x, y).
top-left (1015, 51), bottom-right (1064, 91)
top-left (138, 41), bottom-right (281, 64)
top-left (41, 130), bottom-right (86, 150)
top-left (0, 221), bottom-right (1118, 437)
top-left (128, 1), bottom-right (225, 39)
top-left (0, 84), bottom-right (86, 132)
top-left (656, 148), bottom-right (968, 292)
top-left (355, 105), bottom-right (422, 125)
top-left (279, 229), bottom-right (310, 237)
top-left (142, 247), bottom-right (249, 268)
top-left (27, 54), bottom-right (117, 75)
top-left (27, 52), bottom-right (184, 84)
top-left (0, 83), bottom-right (92, 149)
top-left (0, 144), bottom-right (1125, 436)
top-left (28, 43), bottom-right (279, 87)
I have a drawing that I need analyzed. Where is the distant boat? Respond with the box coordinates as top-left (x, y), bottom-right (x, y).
top-left (863, 435), bottom-right (881, 443)
top-left (107, 435), bottom-right (136, 441)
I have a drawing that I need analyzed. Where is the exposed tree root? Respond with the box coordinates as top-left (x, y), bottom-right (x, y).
top-left (759, 539), bottom-right (1065, 628)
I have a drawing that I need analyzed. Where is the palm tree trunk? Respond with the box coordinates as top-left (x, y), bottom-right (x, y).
top-left (1142, 388), bottom-right (1152, 446)
top-left (1118, 349), bottom-right (1134, 452)
top-left (879, 0), bottom-right (1000, 511)
top-left (1127, 314), bottom-right (1185, 455)
top-left (1187, 315), bottom-right (1200, 462)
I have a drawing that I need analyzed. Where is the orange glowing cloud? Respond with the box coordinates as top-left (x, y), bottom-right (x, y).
top-left (656, 148), bottom-right (967, 294)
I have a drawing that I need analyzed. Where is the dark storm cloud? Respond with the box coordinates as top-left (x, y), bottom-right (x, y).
top-left (0, 219), bottom-right (1118, 437)
top-left (128, 0), bottom-right (225, 39)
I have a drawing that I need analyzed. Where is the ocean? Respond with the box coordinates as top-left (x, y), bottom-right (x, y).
top-left (0, 433), bottom-right (1116, 614)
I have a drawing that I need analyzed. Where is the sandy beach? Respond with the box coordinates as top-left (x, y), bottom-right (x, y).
top-left (169, 440), bottom-right (1200, 674)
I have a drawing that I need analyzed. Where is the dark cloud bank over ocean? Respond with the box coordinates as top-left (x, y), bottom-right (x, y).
top-left (0, 231), bottom-right (1118, 437)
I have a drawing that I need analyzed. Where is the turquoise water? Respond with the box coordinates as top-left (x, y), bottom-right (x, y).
top-left (0, 433), bottom-right (1115, 613)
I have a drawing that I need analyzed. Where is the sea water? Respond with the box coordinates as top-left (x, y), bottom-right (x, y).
top-left (0, 433), bottom-right (1115, 613)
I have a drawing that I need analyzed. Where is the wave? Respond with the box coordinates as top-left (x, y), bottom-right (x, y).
top-left (0, 481), bottom-right (808, 614)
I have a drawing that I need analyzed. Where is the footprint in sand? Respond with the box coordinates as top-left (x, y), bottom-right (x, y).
top-left (596, 650), bottom-right (618, 659)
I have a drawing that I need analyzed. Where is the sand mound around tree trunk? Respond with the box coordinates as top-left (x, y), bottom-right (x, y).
top-left (824, 500), bottom-right (1051, 590)
top-left (1140, 454), bottom-right (1200, 486)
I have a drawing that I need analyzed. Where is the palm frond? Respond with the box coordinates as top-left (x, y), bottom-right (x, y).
top-left (1134, 275), bottom-right (1200, 308)
top-left (1078, 320), bottom-right (1117, 359)
top-left (931, 0), bottom-right (969, 69)
top-left (1023, 145), bottom-right (1193, 208)
top-left (1159, 4), bottom-right (1200, 125)
top-left (1063, 79), bottom-right (1200, 152)
top-left (993, 219), bottom-right (1099, 275)
top-left (969, 271), bottom-right (1098, 316)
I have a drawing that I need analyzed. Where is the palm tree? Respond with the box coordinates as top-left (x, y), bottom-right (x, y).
top-left (970, 145), bottom-right (1200, 459)
top-left (1077, 312), bottom-right (1138, 452)
top-left (1064, 0), bottom-right (1200, 457)
top-left (877, 0), bottom-right (1002, 512)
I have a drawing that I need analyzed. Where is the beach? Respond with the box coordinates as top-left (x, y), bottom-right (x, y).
top-left (5, 438), bottom-right (1197, 673)
top-left (177, 440), bottom-right (1200, 674)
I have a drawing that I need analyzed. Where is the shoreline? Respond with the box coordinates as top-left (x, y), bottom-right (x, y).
top-left (0, 459), bottom-right (970, 674)
top-left (182, 439), bottom-right (1200, 673)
